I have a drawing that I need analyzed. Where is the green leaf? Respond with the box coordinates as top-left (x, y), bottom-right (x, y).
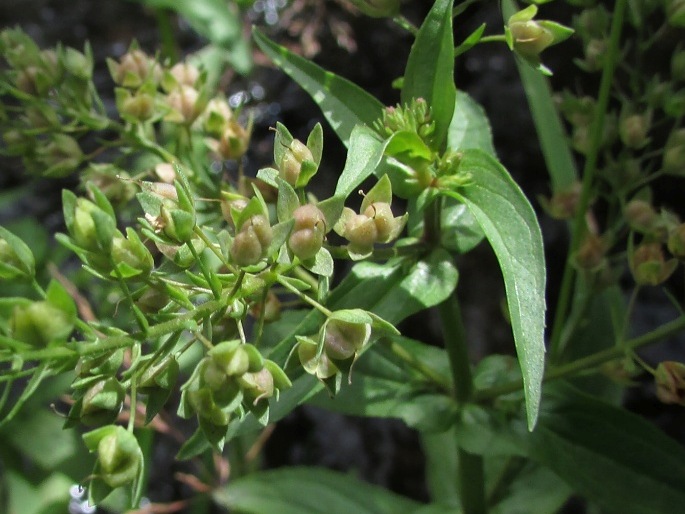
top-left (441, 149), bottom-right (546, 430)
top-left (253, 27), bottom-right (385, 147)
top-left (529, 383), bottom-right (685, 514)
top-left (309, 337), bottom-right (457, 432)
top-left (334, 125), bottom-right (388, 198)
top-left (213, 467), bottom-right (422, 514)
top-left (502, 0), bottom-right (577, 191)
top-left (401, 0), bottom-right (456, 150)
top-left (0, 226), bottom-right (35, 277)
top-left (447, 90), bottom-right (495, 155)
top-left (136, 0), bottom-right (252, 74)
top-left (490, 462), bottom-right (572, 514)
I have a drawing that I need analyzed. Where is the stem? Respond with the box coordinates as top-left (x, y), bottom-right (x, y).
top-left (128, 379), bottom-right (137, 432)
top-left (188, 241), bottom-right (221, 299)
top-left (549, 0), bottom-right (628, 363)
top-left (476, 314), bottom-right (685, 401)
top-left (277, 275), bottom-right (332, 317)
top-left (392, 15), bottom-right (418, 35)
top-left (380, 338), bottom-right (452, 394)
top-left (154, 8), bottom-right (179, 61)
top-left (325, 242), bottom-right (426, 261)
top-left (477, 35), bottom-right (506, 44)
top-left (437, 292), bottom-right (485, 514)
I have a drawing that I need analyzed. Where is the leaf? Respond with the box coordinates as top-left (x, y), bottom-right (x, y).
top-left (136, 0), bottom-right (252, 74)
top-left (490, 462), bottom-right (572, 514)
top-left (401, 0), bottom-right (456, 150)
top-left (253, 27), bottom-right (385, 147)
top-left (447, 90), bottom-right (495, 155)
top-left (421, 429), bottom-right (460, 508)
top-left (441, 149), bottom-right (546, 430)
top-left (213, 467), bottom-right (422, 514)
top-left (529, 383), bottom-right (685, 514)
top-left (309, 336), bottom-right (457, 432)
top-left (334, 125), bottom-right (388, 198)
top-left (502, 0), bottom-right (577, 191)
top-left (0, 225), bottom-right (35, 277)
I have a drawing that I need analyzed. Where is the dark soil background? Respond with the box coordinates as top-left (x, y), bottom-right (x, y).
top-left (2, 1), bottom-right (685, 513)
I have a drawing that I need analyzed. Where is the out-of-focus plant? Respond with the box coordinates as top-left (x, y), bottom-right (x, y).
top-left (1, 0), bottom-right (685, 513)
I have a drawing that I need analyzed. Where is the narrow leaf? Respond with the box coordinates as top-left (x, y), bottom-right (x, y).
top-left (447, 90), bottom-right (495, 155)
top-left (530, 383), bottom-right (685, 514)
top-left (253, 27), bottom-right (384, 147)
top-left (401, 0), bottom-right (456, 150)
top-left (334, 125), bottom-right (388, 198)
top-left (213, 467), bottom-right (422, 514)
top-left (442, 150), bottom-right (546, 429)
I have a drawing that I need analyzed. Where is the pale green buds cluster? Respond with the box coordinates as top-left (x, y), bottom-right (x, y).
top-left (375, 98), bottom-right (436, 145)
top-left (334, 175), bottom-right (407, 259)
top-left (505, 5), bottom-right (574, 74)
top-left (180, 340), bottom-right (291, 446)
top-left (288, 204), bottom-right (327, 260)
top-left (619, 111), bottom-right (652, 149)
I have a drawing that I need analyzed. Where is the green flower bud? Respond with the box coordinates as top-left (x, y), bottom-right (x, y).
top-left (212, 119), bottom-right (251, 160)
top-left (668, 223), bottom-right (685, 259)
top-left (160, 203), bottom-right (196, 243)
top-left (208, 340), bottom-right (251, 377)
top-left (655, 361), bottom-right (685, 405)
top-left (278, 139), bottom-right (314, 187)
top-left (583, 38), bottom-right (608, 72)
top-left (96, 426), bottom-right (142, 487)
top-left (111, 228), bottom-right (154, 277)
top-left (573, 233), bottom-right (607, 271)
top-left (139, 357), bottom-right (179, 392)
top-left (108, 48), bottom-right (161, 87)
top-left (630, 242), bottom-right (677, 286)
top-left (11, 301), bottom-right (74, 346)
top-left (297, 338), bottom-right (339, 380)
top-left (238, 368), bottom-right (275, 404)
top-left (663, 129), bottom-right (685, 175)
top-left (166, 85), bottom-right (204, 124)
top-left (82, 165), bottom-right (137, 206)
top-left (363, 202), bottom-right (401, 242)
top-left (624, 200), bottom-right (658, 234)
top-left (509, 20), bottom-right (555, 59)
top-left (619, 112), bottom-right (651, 149)
top-left (539, 182), bottom-right (582, 220)
top-left (203, 97), bottom-right (234, 137)
top-left (0, 227), bottom-right (34, 280)
top-left (288, 205), bottom-right (326, 260)
top-left (230, 215), bottom-right (273, 266)
top-left (186, 387), bottom-right (230, 425)
top-left (347, 0), bottom-right (399, 18)
top-left (344, 213), bottom-right (378, 255)
top-left (117, 89), bottom-right (156, 122)
top-left (168, 62), bottom-right (200, 88)
top-left (80, 378), bottom-right (125, 426)
top-left (36, 133), bottom-right (82, 177)
top-left (323, 318), bottom-right (371, 361)
top-left (76, 349), bottom-right (124, 378)
top-left (70, 197), bottom-right (111, 252)
top-left (63, 46), bottom-right (93, 80)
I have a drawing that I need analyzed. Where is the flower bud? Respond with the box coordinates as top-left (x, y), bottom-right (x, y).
top-left (230, 215), bottom-right (272, 266)
top-left (509, 20), bottom-right (555, 59)
top-left (624, 200), bottom-right (657, 233)
top-left (278, 139), bottom-right (314, 187)
top-left (630, 242), bottom-right (677, 286)
top-left (288, 205), bottom-right (326, 260)
top-left (159, 203), bottom-right (196, 244)
top-left (619, 112), bottom-right (651, 149)
top-left (203, 97), bottom-right (234, 136)
top-left (208, 340), bottom-right (251, 378)
top-left (574, 233), bottom-right (606, 271)
top-left (0, 229), bottom-right (33, 280)
top-left (539, 183), bottom-right (582, 220)
top-left (169, 62), bottom-right (200, 87)
top-left (63, 47), bottom-right (92, 80)
top-left (238, 368), bottom-right (275, 404)
top-left (96, 426), bottom-right (142, 487)
top-left (11, 301), bottom-right (74, 346)
top-left (663, 129), bottom-right (685, 175)
top-left (250, 290), bottom-right (282, 322)
top-left (344, 213), bottom-right (378, 255)
top-left (668, 223), bottom-right (685, 259)
top-left (108, 49), bottom-right (160, 87)
top-left (111, 228), bottom-right (154, 277)
top-left (323, 318), bottom-right (371, 361)
top-left (36, 134), bottom-right (82, 177)
top-left (82, 165), bottom-right (137, 205)
top-left (298, 338), bottom-right (339, 380)
top-left (166, 85), bottom-right (203, 124)
top-left (655, 361), bottom-right (685, 405)
top-left (583, 38), bottom-right (608, 72)
top-left (70, 197), bottom-right (113, 252)
top-left (80, 378), bottom-right (125, 426)
top-left (117, 89), bottom-right (155, 122)
top-left (363, 202), bottom-right (399, 242)
top-left (211, 119), bottom-right (250, 160)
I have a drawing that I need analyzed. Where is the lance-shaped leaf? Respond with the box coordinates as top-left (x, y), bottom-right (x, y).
top-left (253, 27), bottom-right (384, 147)
top-left (441, 149), bottom-right (546, 429)
top-left (334, 125), bottom-right (389, 198)
top-left (401, 0), bottom-right (456, 151)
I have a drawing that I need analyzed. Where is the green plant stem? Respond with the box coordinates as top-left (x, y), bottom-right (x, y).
top-left (549, 0), bottom-right (627, 363)
top-left (128, 379), bottom-right (137, 432)
top-left (277, 276), bottom-right (332, 317)
top-left (154, 8), bottom-right (179, 62)
top-left (325, 242), bottom-right (426, 261)
top-left (476, 314), bottom-right (685, 401)
top-left (392, 15), bottom-right (418, 35)
top-left (380, 338), bottom-right (452, 394)
top-left (188, 241), bottom-right (221, 299)
top-left (0, 298), bottom-right (224, 364)
top-left (477, 35), bottom-right (506, 44)
top-left (437, 292), bottom-right (485, 514)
